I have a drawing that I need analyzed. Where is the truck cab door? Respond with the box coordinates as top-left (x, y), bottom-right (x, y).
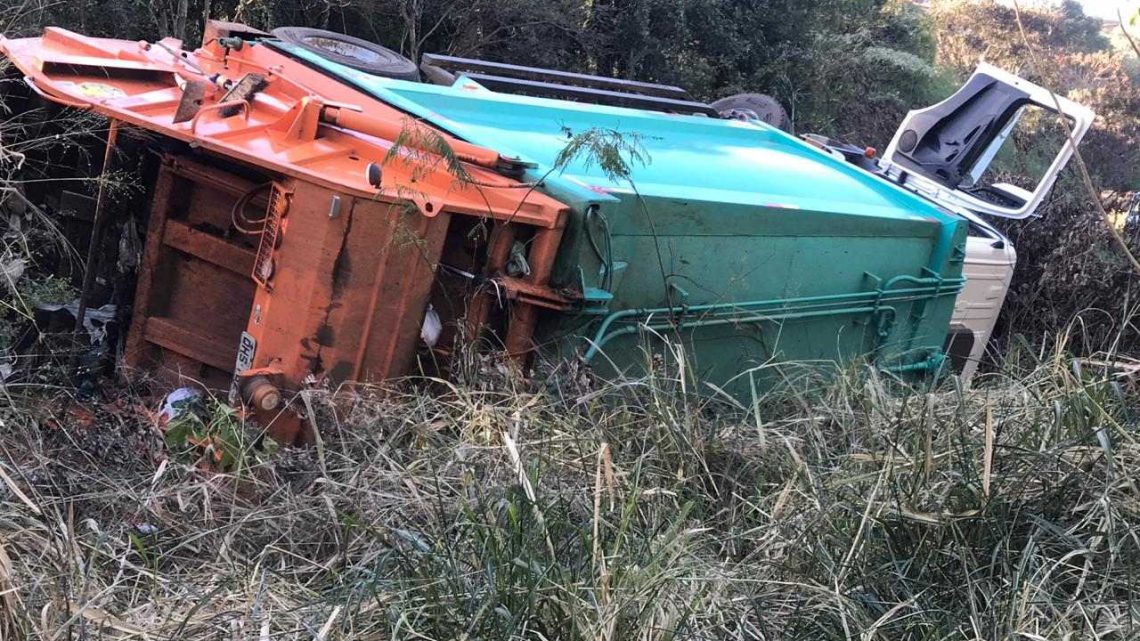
top-left (881, 63), bottom-right (1094, 219)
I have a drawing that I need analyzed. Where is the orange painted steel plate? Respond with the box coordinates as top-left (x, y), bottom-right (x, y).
top-left (0, 27), bottom-right (568, 228)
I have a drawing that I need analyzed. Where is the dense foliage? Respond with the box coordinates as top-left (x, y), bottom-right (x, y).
top-left (8, 0), bottom-right (941, 143)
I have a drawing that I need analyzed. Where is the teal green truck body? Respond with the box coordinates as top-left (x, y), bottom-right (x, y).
top-left (279, 43), bottom-right (968, 391)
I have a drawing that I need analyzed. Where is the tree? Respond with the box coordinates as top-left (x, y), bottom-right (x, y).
top-left (8, 0), bottom-right (939, 145)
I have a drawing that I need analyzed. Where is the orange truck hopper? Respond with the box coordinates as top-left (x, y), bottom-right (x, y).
top-left (0, 27), bottom-right (571, 442)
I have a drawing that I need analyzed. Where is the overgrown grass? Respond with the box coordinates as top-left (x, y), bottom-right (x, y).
top-left (0, 348), bottom-right (1138, 640)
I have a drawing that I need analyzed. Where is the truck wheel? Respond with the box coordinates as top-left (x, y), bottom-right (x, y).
top-left (711, 93), bottom-right (791, 132)
top-left (271, 27), bottom-right (419, 81)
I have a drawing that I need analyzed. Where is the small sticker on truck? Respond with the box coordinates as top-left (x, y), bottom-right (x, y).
top-left (229, 331), bottom-right (257, 405)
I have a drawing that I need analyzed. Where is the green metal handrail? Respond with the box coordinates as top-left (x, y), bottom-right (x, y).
top-left (582, 276), bottom-right (964, 362)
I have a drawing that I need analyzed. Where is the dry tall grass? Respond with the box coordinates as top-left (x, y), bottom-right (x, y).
top-left (0, 350), bottom-right (1137, 640)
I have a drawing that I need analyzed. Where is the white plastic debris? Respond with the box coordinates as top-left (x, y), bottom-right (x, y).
top-left (158, 387), bottom-right (201, 423)
top-left (421, 304), bottom-right (442, 348)
top-left (36, 300), bottom-right (117, 344)
top-left (0, 255), bottom-right (26, 289)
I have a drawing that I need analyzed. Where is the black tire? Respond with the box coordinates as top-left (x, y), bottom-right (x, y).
top-left (711, 93), bottom-right (792, 132)
top-left (272, 27), bottom-right (419, 81)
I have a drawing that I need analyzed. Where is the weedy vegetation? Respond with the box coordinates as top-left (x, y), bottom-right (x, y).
top-left (0, 341), bottom-right (1138, 640)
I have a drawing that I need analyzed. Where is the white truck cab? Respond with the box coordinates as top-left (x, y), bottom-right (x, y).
top-left (947, 211), bottom-right (1018, 382)
top-left (882, 63), bottom-right (1094, 382)
top-left (803, 64), bottom-right (1094, 382)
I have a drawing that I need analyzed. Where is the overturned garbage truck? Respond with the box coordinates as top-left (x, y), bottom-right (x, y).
top-left (0, 22), bottom-right (1092, 442)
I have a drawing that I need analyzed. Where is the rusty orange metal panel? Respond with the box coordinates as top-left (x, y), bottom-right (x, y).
top-left (242, 181), bottom-right (449, 380)
top-left (235, 180), bottom-right (452, 442)
top-left (124, 157), bottom-right (262, 390)
top-left (125, 151), bottom-right (573, 443)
